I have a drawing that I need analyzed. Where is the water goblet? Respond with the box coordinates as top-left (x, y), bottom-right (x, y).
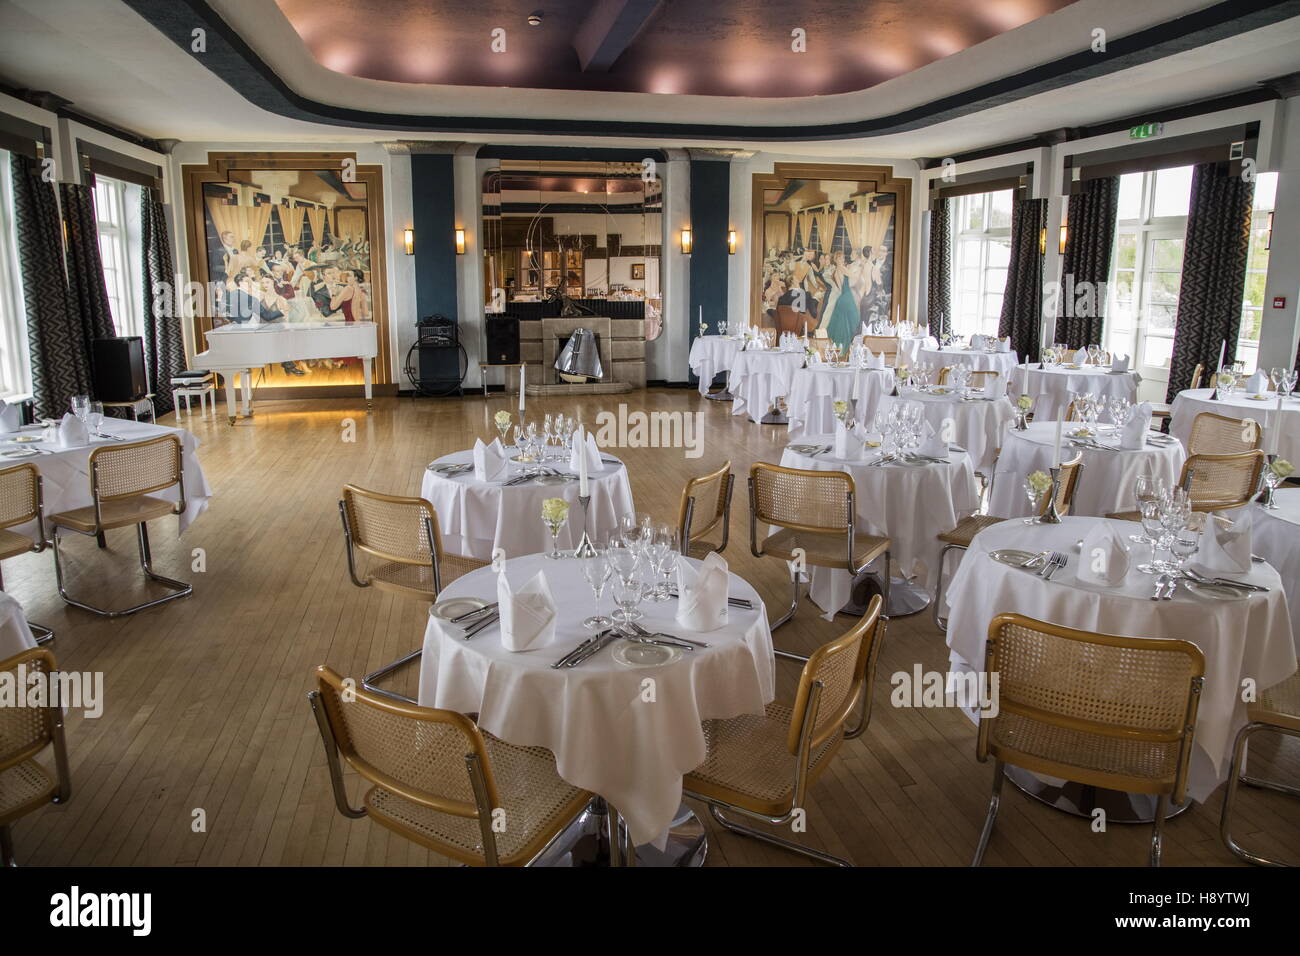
top-left (1136, 499), bottom-right (1166, 573)
top-left (87, 402), bottom-right (104, 437)
top-left (580, 549), bottom-right (613, 629)
top-left (610, 575), bottom-right (645, 623)
top-left (1023, 481), bottom-right (1046, 523)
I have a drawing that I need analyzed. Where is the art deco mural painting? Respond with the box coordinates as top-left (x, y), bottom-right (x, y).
top-left (751, 163), bottom-right (911, 349)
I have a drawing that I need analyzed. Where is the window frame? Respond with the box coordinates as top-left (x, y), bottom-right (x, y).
top-left (949, 189), bottom-right (1012, 339)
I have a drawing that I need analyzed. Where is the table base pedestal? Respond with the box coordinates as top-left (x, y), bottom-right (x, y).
top-left (1003, 765), bottom-right (1192, 824)
top-left (704, 389), bottom-right (734, 402)
top-left (532, 799), bottom-right (708, 867)
top-left (759, 406), bottom-right (788, 425)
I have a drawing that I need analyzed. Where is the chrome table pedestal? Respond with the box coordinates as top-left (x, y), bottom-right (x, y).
top-left (1004, 766), bottom-right (1191, 823)
top-left (704, 388), bottom-right (734, 401)
top-left (532, 798), bottom-right (707, 867)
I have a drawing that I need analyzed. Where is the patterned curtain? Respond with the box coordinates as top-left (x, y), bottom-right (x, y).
top-left (59, 181), bottom-right (117, 388)
top-left (998, 197), bottom-right (1047, 361)
top-left (1056, 177), bottom-right (1118, 348)
top-left (926, 199), bottom-right (951, 338)
top-left (10, 156), bottom-right (92, 418)
top-left (142, 193), bottom-right (187, 415)
top-left (1165, 162), bottom-right (1254, 402)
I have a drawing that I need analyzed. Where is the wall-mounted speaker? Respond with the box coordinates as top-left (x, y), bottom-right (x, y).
top-left (485, 316), bottom-right (521, 365)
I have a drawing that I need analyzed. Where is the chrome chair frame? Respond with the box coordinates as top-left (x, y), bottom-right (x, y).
top-left (1219, 718), bottom-right (1300, 867)
top-left (0, 468), bottom-right (53, 644)
top-left (679, 473), bottom-right (734, 558)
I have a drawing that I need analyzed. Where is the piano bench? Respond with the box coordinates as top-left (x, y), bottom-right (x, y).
top-left (173, 383), bottom-right (215, 418)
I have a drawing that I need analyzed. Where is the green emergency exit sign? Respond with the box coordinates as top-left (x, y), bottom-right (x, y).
top-left (1129, 122), bottom-right (1164, 140)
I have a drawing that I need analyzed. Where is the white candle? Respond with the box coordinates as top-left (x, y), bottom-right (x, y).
top-left (1270, 398), bottom-right (1282, 455)
top-left (518, 363), bottom-right (526, 412)
top-left (1215, 340), bottom-right (1226, 377)
top-left (577, 424), bottom-right (589, 496)
top-left (1052, 413), bottom-right (1063, 469)
top-left (698, 305), bottom-right (703, 333)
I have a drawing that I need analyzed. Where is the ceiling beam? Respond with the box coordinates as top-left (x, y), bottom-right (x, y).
top-left (571, 0), bottom-right (662, 73)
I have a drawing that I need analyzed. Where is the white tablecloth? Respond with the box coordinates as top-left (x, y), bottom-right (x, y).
top-left (688, 335), bottom-right (743, 396)
top-left (785, 366), bottom-right (894, 436)
top-left (945, 516), bottom-right (1296, 803)
top-left (780, 440), bottom-right (979, 615)
top-left (989, 421), bottom-right (1186, 518)
top-left (918, 348), bottom-right (1020, 381)
top-left (1171, 389), bottom-right (1300, 458)
top-left (898, 334), bottom-right (939, 367)
top-left (878, 388), bottom-right (1015, 474)
top-left (1007, 364), bottom-right (1140, 420)
top-left (0, 591), bottom-right (35, 661)
top-left (1244, 489), bottom-right (1300, 653)
top-left (417, 553), bottom-right (775, 847)
top-left (728, 350), bottom-right (806, 423)
top-left (2, 419), bottom-right (211, 538)
top-left (421, 449), bottom-right (634, 561)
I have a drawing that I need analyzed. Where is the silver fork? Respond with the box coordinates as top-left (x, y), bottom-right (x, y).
top-left (1043, 552), bottom-right (1066, 580)
top-left (1151, 573), bottom-right (1169, 600)
top-left (1036, 551), bottom-right (1059, 577)
top-left (1162, 576), bottom-right (1178, 600)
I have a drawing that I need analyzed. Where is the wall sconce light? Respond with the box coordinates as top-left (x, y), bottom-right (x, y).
top-left (727, 229), bottom-right (737, 255)
top-left (680, 228), bottom-right (693, 255)
top-left (1038, 228), bottom-right (1046, 256)
top-left (1058, 223), bottom-right (1068, 254)
top-left (403, 227), bottom-right (414, 255)
top-left (454, 228), bottom-right (466, 255)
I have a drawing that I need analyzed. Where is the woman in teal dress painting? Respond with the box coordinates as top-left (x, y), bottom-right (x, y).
top-left (821, 251), bottom-right (860, 350)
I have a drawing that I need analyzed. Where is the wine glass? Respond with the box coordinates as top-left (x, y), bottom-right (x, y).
top-left (650, 527), bottom-right (679, 601)
top-left (87, 401), bottom-right (104, 437)
top-left (610, 575), bottom-right (645, 623)
top-left (580, 548), bottom-right (613, 629)
top-left (1023, 480), bottom-right (1047, 523)
top-left (70, 395), bottom-right (90, 422)
top-left (1168, 528), bottom-right (1200, 579)
top-left (1130, 474), bottom-right (1165, 544)
top-left (1136, 499), bottom-right (1165, 573)
top-left (541, 501), bottom-right (569, 559)
top-left (619, 512), bottom-right (652, 553)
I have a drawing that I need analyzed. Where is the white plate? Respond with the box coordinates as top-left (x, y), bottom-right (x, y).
top-left (532, 474), bottom-right (574, 485)
top-left (612, 641), bottom-right (683, 668)
top-left (9, 435), bottom-right (42, 443)
top-left (989, 548), bottom-right (1040, 567)
top-left (1182, 580), bottom-right (1249, 600)
top-left (1, 449), bottom-right (38, 458)
top-left (431, 597), bottom-right (490, 620)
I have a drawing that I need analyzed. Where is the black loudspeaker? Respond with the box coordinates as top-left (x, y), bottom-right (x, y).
top-left (93, 337), bottom-right (147, 401)
top-left (485, 316), bottom-right (520, 364)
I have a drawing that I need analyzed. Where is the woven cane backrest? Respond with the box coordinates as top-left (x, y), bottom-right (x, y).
top-left (0, 463), bottom-right (39, 530)
top-left (1179, 451), bottom-right (1264, 512)
top-left (0, 648), bottom-right (57, 772)
top-left (342, 485), bottom-right (440, 565)
top-left (678, 462), bottom-right (731, 545)
top-left (863, 335), bottom-right (899, 363)
top-left (314, 666), bottom-right (496, 817)
top-left (982, 615), bottom-right (1203, 794)
top-left (787, 595), bottom-right (885, 754)
top-left (1188, 411), bottom-right (1263, 455)
top-left (91, 435), bottom-right (182, 501)
top-left (938, 368), bottom-right (999, 390)
top-left (751, 463), bottom-right (853, 534)
top-left (1190, 363), bottom-right (1204, 390)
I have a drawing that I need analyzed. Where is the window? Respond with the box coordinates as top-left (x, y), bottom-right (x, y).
top-left (93, 175), bottom-right (144, 338)
top-left (1236, 172), bottom-right (1278, 374)
top-left (0, 151), bottom-right (32, 399)
top-left (950, 189), bottom-right (1012, 338)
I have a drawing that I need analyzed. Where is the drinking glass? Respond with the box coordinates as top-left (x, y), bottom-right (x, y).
top-left (580, 549), bottom-right (613, 630)
top-left (87, 401), bottom-right (104, 436)
top-left (605, 541), bottom-right (640, 584)
top-left (1136, 500), bottom-right (1165, 573)
top-left (541, 508), bottom-right (568, 560)
top-left (1130, 474), bottom-right (1165, 544)
top-left (619, 512), bottom-right (653, 553)
top-left (70, 395), bottom-right (90, 422)
top-left (1023, 481), bottom-right (1046, 523)
top-left (1168, 529), bottom-right (1200, 577)
top-left (650, 527), bottom-right (679, 601)
top-left (610, 575), bottom-right (644, 623)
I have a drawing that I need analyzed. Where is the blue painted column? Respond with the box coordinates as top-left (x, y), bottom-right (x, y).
top-left (687, 159), bottom-right (730, 386)
top-left (411, 153), bottom-right (458, 322)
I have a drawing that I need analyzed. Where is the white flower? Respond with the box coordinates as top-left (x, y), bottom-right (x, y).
top-left (1026, 470), bottom-right (1053, 496)
top-left (1271, 459), bottom-right (1294, 479)
top-left (541, 498), bottom-right (569, 524)
top-left (493, 410), bottom-right (512, 427)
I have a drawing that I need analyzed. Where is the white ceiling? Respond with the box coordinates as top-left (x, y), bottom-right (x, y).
top-left (0, 0), bottom-right (1297, 158)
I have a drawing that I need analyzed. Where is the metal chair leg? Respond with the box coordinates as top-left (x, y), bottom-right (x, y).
top-left (52, 524), bottom-right (192, 618)
top-left (770, 568), bottom-right (801, 631)
top-left (1220, 721), bottom-right (1296, 866)
top-left (0, 825), bottom-right (14, 866)
top-left (933, 544), bottom-right (963, 633)
top-left (707, 803), bottom-right (851, 867)
top-left (28, 623), bottom-right (54, 645)
top-left (971, 759), bottom-right (1005, 866)
top-left (361, 649), bottom-right (422, 704)
top-left (1150, 793), bottom-right (1168, 867)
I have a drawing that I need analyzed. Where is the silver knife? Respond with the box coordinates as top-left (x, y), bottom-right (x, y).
top-left (461, 612), bottom-right (499, 640)
top-left (450, 601), bottom-right (497, 624)
top-left (552, 633), bottom-right (600, 668)
top-left (626, 622), bottom-right (707, 649)
top-left (563, 629), bottom-right (620, 667)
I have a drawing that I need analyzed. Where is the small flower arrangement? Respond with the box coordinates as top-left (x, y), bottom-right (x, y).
top-left (541, 497), bottom-right (569, 525)
top-left (1016, 394), bottom-right (1033, 412)
top-left (494, 410), bottom-right (512, 428)
top-left (1271, 458), bottom-right (1294, 479)
top-left (1216, 372), bottom-right (1235, 388)
top-left (1026, 470), bottom-right (1053, 496)
top-left (832, 399), bottom-right (849, 420)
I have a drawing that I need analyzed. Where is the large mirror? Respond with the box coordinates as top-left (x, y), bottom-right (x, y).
top-left (482, 160), bottom-right (662, 339)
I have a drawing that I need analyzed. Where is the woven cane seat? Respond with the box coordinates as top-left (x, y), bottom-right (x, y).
top-left (684, 701), bottom-right (842, 817)
top-left (51, 494), bottom-right (175, 533)
top-left (366, 553), bottom-right (489, 601)
top-left (0, 528), bottom-right (34, 560)
top-left (0, 759), bottom-right (57, 826)
top-left (363, 732), bottom-right (591, 866)
top-left (1251, 667), bottom-right (1300, 734)
top-left (1106, 510), bottom-right (1140, 522)
top-left (759, 528), bottom-right (889, 570)
top-left (937, 514), bottom-right (1004, 547)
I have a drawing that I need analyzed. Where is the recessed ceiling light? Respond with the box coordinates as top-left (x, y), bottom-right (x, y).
top-left (527, 11), bottom-right (543, 26)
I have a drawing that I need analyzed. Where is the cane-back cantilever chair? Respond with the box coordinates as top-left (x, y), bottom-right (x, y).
top-left (49, 435), bottom-right (191, 617)
top-left (677, 461), bottom-right (734, 559)
top-left (0, 647), bottom-right (71, 866)
top-left (749, 462), bottom-right (890, 662)
top-left (309, 665), bottom-right (593, 866)
top-left (682, 596), bottom-right (886, 867)
top-left (1187, 410), bottom-right (1264, 455)
top-left (1150, 362), bottom-right (1202, 425)
top-left (1219, 664), bottom-right (1300, 867)
top-left (1106, 450), bottom-right (1265, 521)
top-left (0, 463), bottom-right (54, 643)
top-left (862, 335), bottom-right (900, 365)
top-left (339, 485), bottom-right (489, 698)
top-left (932, 455), bottom-right (1083, 631)
top-left (972, 614), bottom-right (1204, 867)
top-left (937, 368), bottom-right (1001, 392)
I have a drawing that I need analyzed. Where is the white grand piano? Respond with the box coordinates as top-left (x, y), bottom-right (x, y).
top-left (192, 320), bottom-right (379, 423)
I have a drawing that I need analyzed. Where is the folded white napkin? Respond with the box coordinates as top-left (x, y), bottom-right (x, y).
top-left (1076, 520), bottom-right (1131, 587)
top-left (0, 400), bottom-right (20, 433)
top-left (868, 351), bottom-right (886, 370)
top-left (1111, 353), bottom-right (1130, 373)
top-left (1245, 371), bottom-right (1269, 394)
top-left (1073, 348), bottom-right (1088, 364)
top-left (472, 437), bottom-right (509, 482)
top-left (675, 552), bottom-right (729, 631)
top-left (997, 337), bottom-right (1011, 353)
top-left (496, 569), bottom-right (558, 651)
top-left (969, 334), bottom-right (986, 350)
top-left (1119, 401), bottom-right (1151, 450)
top-left (917, 421), bottom-right (948, 458)
top-left (569, 431), bottom-right (602, 474)
top-left (57, 412), bottom-right (89, 449)
top-left (833, 421), bottom-right (862, 460)
top-left (1189, 515), bottom-right (1252, 576)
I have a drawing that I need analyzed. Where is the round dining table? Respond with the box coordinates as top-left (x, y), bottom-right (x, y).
top-left (688, 334), bottom-right (742, 398)
top-left (897, 333), bottom-right (939, 367)
top-left (878, 387), bottom-right (1016, 474)
top-left (1007, 363), bottom-right (1140, 420)
top-left (0, 591), bottom-right (36, 661)
top-left (988, 421), bottom-right (1186, 518)
top-left (1171, 388), bottom-right (1300, 459)
top-left (945, 515), bottom-right (1296, 819)
top-left (784, 365), bottom-right (894, 437)
top-left (780, 438), bottom-right (980, 616)
top-left (1244, 487), bottom-right (1300, 653)
top-left (918, 347), bottom-right (1020, 381)
top-left (417, 552), bottom-right (775, 864)
top-left (421, 448), bottom-right (634, 561)
top-left (727, 348), bottom-right (806, 424)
